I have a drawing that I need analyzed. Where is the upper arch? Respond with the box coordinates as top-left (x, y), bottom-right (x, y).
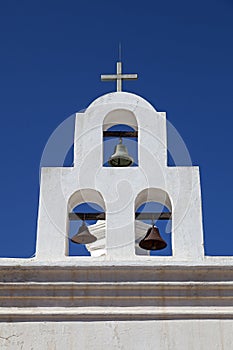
top-left (135, 188), bottom-right (172, 212)
top-left (103, 109), bottom-right (138, 131)
top-left (68, 189), bottom-right (106, 212)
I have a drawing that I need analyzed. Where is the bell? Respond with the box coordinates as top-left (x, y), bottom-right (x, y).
top-left (71, 221), bottom-right (97, 244)
top-left (108, 138), bottom-right (134, 167)
top-left (139, 225), bottom-right (167, 250)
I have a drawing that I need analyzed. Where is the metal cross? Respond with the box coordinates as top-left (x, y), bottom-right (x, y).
top-left (101, 62), bottom-right (138, 92)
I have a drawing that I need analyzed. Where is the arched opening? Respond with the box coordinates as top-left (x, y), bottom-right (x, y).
top-left (135, 188), bottom-right (172, 256)
top-left (67, 189), bottom-right (106, 257)
top-left (103, 109), bottom-right (138, 167)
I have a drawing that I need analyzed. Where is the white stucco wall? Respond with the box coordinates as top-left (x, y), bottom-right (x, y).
top-left (35, 91), bottom-right (204, 261)
top-left (0, 320), bottom-right (232, 350)
top-left (1, 91), bottom-right (232, 350)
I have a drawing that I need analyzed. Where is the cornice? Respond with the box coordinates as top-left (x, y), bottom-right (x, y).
top-left (0, 262), bottom-right (232, 322)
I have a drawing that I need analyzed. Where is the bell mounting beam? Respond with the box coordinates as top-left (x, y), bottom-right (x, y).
top-left (135, 212), bottom-right (171, 220)
top-left (69, 212), bottom-right (172, 221)
top-left (103, 131), bottom-right (138, 138)
top-left (101, 62), bottom-right (138, 92)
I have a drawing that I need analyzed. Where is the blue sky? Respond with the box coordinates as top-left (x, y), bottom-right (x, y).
top-left (0, 0), bottom-right (232, 257)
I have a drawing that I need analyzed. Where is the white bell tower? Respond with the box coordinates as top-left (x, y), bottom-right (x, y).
top-left (36, 61), bottom-right (204, 262)
top-left (0, 62), bottom-right (232, 350)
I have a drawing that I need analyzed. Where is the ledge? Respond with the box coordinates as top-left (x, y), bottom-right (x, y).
top-left (0, 261), bottom-right (233, 283)
top-left (0, 255), bottom-right (233, 267)
top-left (1, 307), bottom-right (233, 322)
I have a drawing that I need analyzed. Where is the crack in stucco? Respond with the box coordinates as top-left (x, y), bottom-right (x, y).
top-left (0, 334), bottom-right (21, 341)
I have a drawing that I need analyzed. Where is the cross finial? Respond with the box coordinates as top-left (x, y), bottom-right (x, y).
top-left (101, 62), bottom-right (138, 92)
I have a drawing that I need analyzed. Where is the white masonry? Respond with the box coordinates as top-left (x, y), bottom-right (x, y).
top-left (0, 80), bottom-right (233, 349)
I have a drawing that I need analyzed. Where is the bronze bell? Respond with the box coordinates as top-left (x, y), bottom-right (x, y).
top-left (71, 221), bottom-right (97, 244)
top-left (108, 137), bottom-right (134, 167)
top-left (139, 225), bottom-right (167, 250)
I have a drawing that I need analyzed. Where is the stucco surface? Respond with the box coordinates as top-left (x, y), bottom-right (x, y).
top-left (35, 92), bottom-right (205, 261)
top-left (1, 92), bottom-right (232, 350)
top-left (0, 320), bottom-right (232, 350)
